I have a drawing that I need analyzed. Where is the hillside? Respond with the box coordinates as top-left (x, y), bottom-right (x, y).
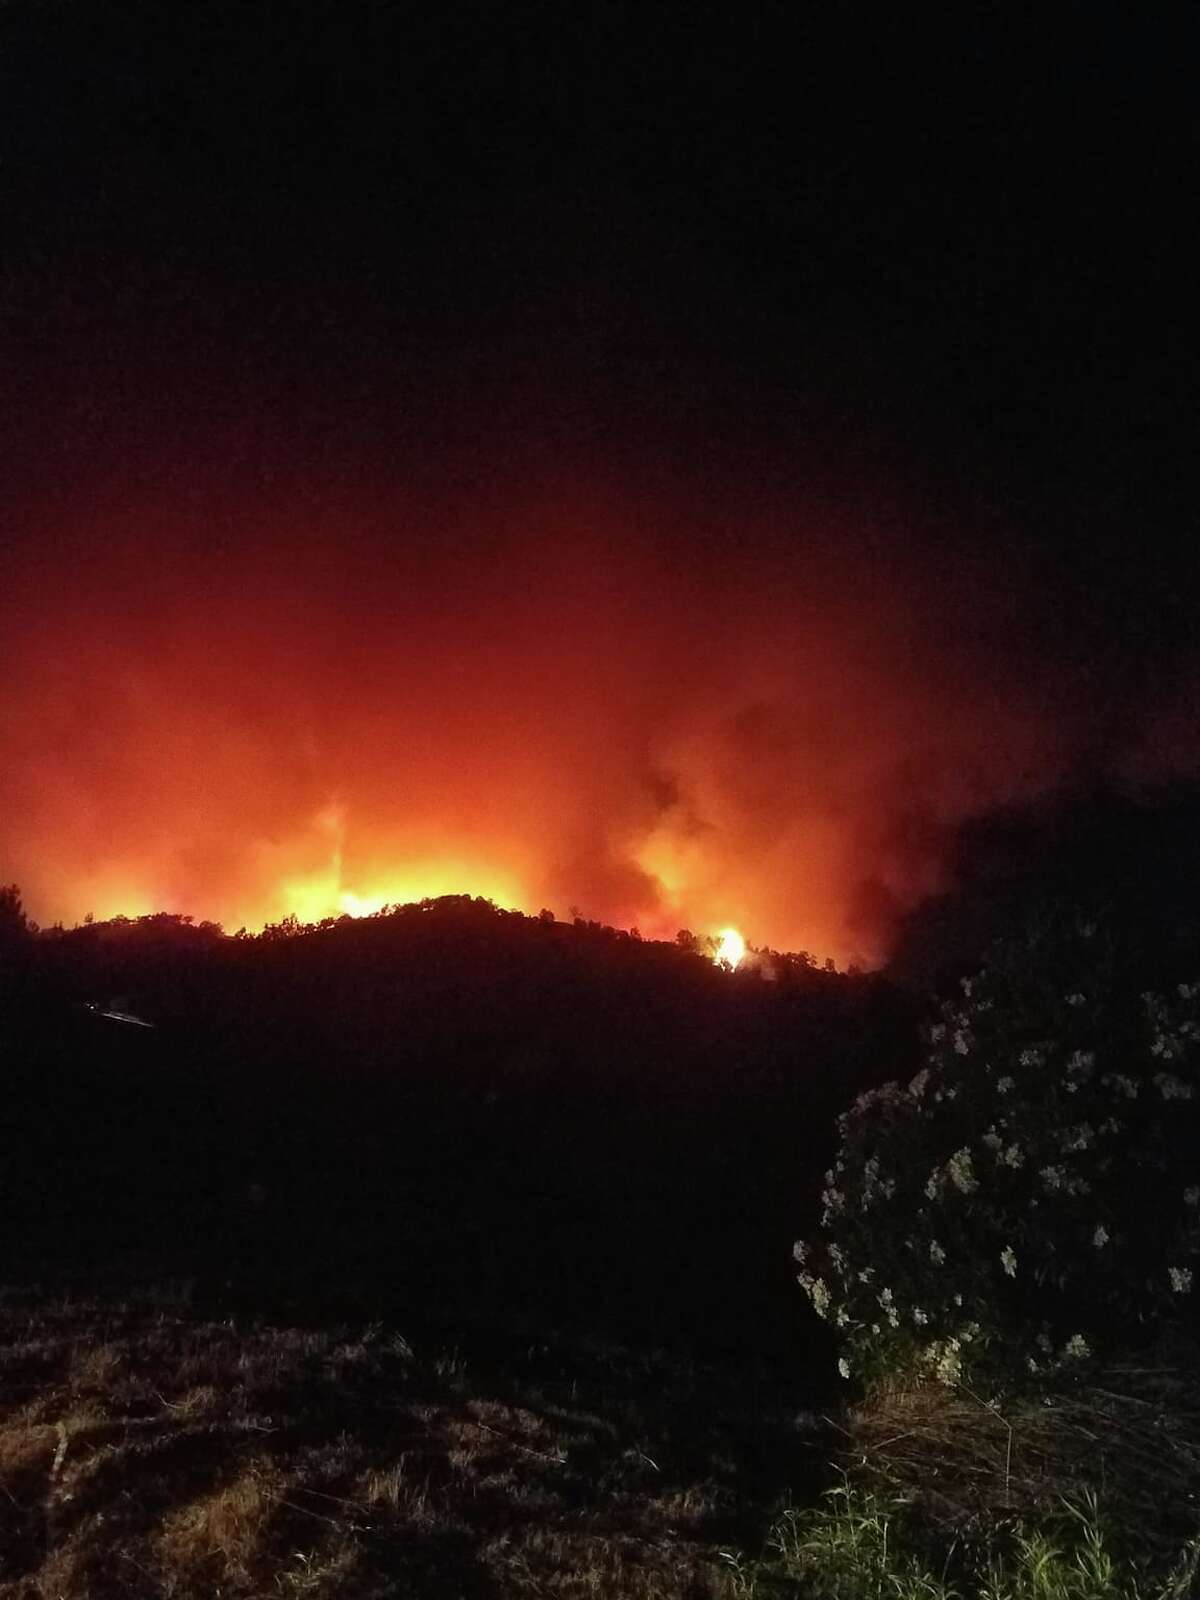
top-left (2, 898), bottom-right (919, 1356)
top-left (0, 899), bottom-right (914, 1595)
top-left (7, 895), bottom-right (1200, 1596)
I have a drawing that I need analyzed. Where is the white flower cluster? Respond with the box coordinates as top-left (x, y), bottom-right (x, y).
top-left (796, 1271), bottom-right (832, 1319)
top-left (858, 1155), bottom-right (897, 1210)
top-left (922, 1336), bottom-right (963, 1385)
top-left (1154, 1073), bottom-right (1193, 1101)
top-left (1145, 989), bottom-right (1200, 1071)
top-left (917, 1323), bottom-right (981, 1386)
top-left (844, 1081), bottom-right (905, 1123)
top-left (946, 1147), bottom-right (978, 1195)
top-left (982, 1127), bottom-right (1025, 1167)
top-left (1031, 1332), bottom-right (1090, 1367)
top-left (1063, 1050), bottom-right (1095, 1092)
top-left (877, 1285), bottom-right (900, 1328)
top-left (820, 1179), bottom-right (845, 1227)
top-left (1151, 1035), bottom-right (1184, 1062)
top-left (1038, 1163), bottom-right (1089, 1197)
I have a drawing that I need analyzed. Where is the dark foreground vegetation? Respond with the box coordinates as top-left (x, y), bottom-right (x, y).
top-left (0, 1275), bottom-right (840, 1598)
top-left (0, 893), bottom-right (912, 1353)
top-left (0, 891), bottom-right (906, 1596)
top-left (4, 784), bottom-right (1200, 1598)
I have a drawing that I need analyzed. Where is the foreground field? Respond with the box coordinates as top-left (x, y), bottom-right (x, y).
top-left (0, 1271), bottom-right (829, 1599)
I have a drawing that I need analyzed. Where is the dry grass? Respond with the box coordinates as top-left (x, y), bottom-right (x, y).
top-left (843, 1350), bottom-right (1200, 1573)
top-left (0, 1273), bottom-right (810, 1598)
top-left (156, 1457), bottom-right (283, 1587)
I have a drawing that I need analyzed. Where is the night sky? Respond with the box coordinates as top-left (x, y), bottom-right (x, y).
top-left (2, 3), bottom-right (1197, 963)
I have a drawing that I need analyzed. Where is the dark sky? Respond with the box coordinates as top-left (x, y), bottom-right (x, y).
top-left (2, 3), bottom-right (1198, 961)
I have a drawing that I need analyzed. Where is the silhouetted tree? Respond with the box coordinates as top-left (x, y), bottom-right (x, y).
top-left (0, 884), bottom-right (29, 956)
top-left (0, 882), bottom-right (22, 919)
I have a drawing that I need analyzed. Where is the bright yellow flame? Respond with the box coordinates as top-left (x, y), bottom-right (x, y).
top-left (713, 926), bottom-right (745, 967)
top-left (261, 805), bottom-right (529, 927)
top-left (277, 859), bottom-right (527, 926)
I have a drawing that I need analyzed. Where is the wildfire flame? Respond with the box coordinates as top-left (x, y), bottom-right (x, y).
top-left (6, 465), bottom-right (1149, 970)
top-left (280, 863), bottom-right (526, 925)
top-left (246, 804), bottom-right (518, 927)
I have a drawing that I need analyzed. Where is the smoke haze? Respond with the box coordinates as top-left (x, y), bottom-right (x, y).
top-left (5, 427), bottom-right (1191, 966)
top-left (3, 7), bottom-right (1197, 963)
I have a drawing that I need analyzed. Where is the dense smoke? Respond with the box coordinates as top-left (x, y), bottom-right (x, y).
top-left (2, 3), bottom-right (1196, 966)
top-left (5, 435), bottom-right (1188, 967)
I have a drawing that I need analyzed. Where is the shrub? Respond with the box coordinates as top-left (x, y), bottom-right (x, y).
top-left (794, 923), bottom-right (1200, 1390)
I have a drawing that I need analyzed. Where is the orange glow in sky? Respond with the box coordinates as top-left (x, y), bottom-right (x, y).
top-left (0, 471), bottom-right (1128, 966)
top-left (277, 839), bottom-right (528, 928)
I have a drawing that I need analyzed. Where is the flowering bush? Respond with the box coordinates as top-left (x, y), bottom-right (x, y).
top-left (795, 928), bottom-right (1200, 1389)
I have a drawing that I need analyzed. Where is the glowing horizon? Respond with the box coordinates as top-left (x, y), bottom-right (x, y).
top-left (5, 472), bottom-right (1184, 973)
top-left (44, 871), bottom-right (764, 962)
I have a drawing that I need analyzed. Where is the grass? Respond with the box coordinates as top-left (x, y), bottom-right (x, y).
top-left (738, 1480), bottom-right (1200, 1600)
top-left (844, 1358), bottom-right (1200, 1572)
top-left (728, 1357), bottom-right (1200, 1600)
top-left (0, 1270), bottom-right (830, 1598)
top-left (7, 1280), bottom-right (1198, 1598)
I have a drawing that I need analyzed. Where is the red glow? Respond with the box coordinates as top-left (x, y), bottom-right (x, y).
top-left (0, 465), bottom-right (1179, 966)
